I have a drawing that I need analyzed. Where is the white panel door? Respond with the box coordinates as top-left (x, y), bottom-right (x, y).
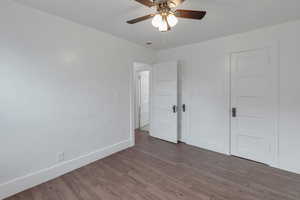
top-left (151, 61), bottom-right (178, 143)
top-left (139, 71), bottom-right (150, 127)
top-left (231, 46), bottom-right (278, 165)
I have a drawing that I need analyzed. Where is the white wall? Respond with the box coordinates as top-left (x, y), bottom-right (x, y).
top-left (158, 20), bottom-right (300, 174)
top-left (0, 1), bottom-right (155, 198)
top-left (1, 1), bottom-right (300, 198)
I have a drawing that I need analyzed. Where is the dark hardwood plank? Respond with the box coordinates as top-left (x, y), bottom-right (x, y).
top-left (5, 130), bottom-right (300, 200)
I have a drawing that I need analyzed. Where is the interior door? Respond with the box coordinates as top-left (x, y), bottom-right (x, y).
top-left (150, 61), bottom-right (178, 143)
top-left (230, 46), bottom-right (278, 165)
top-left (139, 71), bottom-right (150, 127)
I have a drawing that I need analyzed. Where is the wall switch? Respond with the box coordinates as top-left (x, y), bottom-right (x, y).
top-left (57, 152), bottom-right (65, 162)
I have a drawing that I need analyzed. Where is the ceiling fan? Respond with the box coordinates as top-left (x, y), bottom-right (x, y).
top-left (127, 0), bottom-right (206, 32)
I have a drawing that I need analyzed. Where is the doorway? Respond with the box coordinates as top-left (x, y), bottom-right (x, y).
top-left (133, 63), bottom-right (152, 134)
top-left (131, 61), bottom-right (180, 144)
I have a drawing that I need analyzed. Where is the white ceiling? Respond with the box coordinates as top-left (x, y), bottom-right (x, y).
top-left (14, 0), bottom-right (300, 50)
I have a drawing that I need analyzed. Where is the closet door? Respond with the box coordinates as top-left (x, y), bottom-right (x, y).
top-left (230, 46), bottom-right (278, 165)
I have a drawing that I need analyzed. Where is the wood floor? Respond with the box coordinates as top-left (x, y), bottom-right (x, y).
top-left (6, 130), bottom-right (300, 200)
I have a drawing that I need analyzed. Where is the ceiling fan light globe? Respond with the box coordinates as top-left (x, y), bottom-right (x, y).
top-left (167, 14), bottom-right (178, 27)
top-left (152, 14), bottom-right (163, 28)
top-left (168, 1), bottom-right (177, 8)
top-left (158, 19), bottom-right (168, 32)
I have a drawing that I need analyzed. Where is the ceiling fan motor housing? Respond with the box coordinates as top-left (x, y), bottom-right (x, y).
top-left (154, 0), bottom-right (175, 15)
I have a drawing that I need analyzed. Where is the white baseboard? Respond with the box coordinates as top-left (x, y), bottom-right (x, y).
top-left (0, 139), bottom-right (133, 200)
top-left (187, 140), bottom-right (228, 155)
top-left (276, 165), bottom-right (300, 175)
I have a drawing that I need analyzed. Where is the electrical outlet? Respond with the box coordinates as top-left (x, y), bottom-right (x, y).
top-left (57, 152), bottom-right (65, 162)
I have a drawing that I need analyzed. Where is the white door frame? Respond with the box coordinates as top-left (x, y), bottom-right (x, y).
top-left (130, 62), bottom-right (152, 146)
top-left (228, 42), bottom-right (279, 168)
top-left (137, 74), bottom-right (142, 129)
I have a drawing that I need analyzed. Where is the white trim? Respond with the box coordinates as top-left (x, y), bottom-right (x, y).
top-left (225, 54), bottom-right (232, 155)
top-left (0, 139), bottom-right (133, 199)
top-left (130, 63), bottom-right (136, 145)
top-left (277, 166), bottom-right (300, 175)
top-left (187, 140), bottom-right (228, 155)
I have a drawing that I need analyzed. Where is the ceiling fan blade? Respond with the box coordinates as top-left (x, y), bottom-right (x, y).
top-left (175, 9), bottom-right (206, 20)
top-left (169, 0), bottom-right (186, 7)
top-left (134, 0), bottom-right (155, 7)
top-left (127, 14), bottom-right (155, 24)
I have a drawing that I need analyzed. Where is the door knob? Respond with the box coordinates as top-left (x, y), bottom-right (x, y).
top-left (172, 105), bottom-right (177, 113)
top-left (182, 104), bottom-right (186, 112)
top-left (232, 107), bottom-right (237, 118)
